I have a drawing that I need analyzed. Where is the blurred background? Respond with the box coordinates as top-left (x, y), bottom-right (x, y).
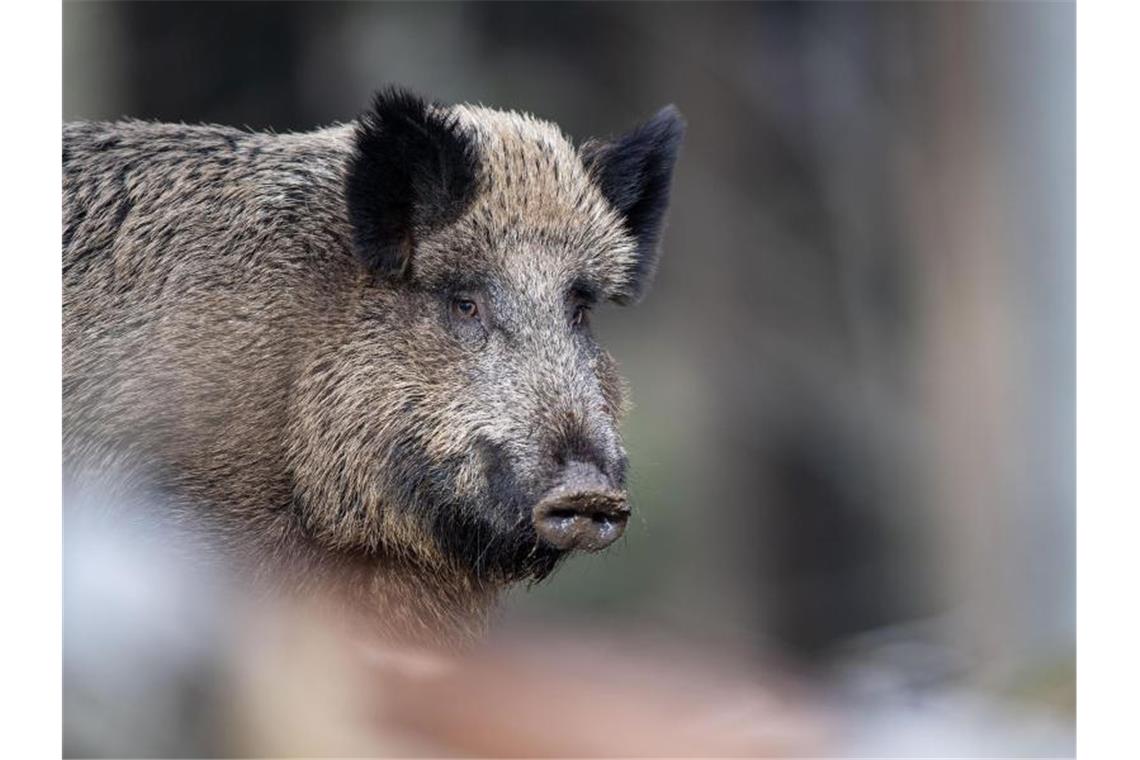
top-left (64, 1), bottom-right (1074, 756)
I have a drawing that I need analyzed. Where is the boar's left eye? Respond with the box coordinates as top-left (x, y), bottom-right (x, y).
top-left (446, 293), bottom-right (488, 348)
top-left (452, 297), bottom-right (479, 320)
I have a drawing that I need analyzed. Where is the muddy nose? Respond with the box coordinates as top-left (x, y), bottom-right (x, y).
top-left (532, 461), bottom-right (629, 552)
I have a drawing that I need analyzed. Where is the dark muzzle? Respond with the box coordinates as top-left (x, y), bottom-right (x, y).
top-left (531, 461), bottom-right (629, 552)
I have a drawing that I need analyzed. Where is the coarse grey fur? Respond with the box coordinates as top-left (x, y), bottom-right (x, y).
top-left (63, 91), bottom-right (684, 645)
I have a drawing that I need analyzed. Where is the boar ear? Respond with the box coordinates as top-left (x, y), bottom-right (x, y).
top-left (346, 87), bottom-right (480, 278)
top-left (581, 105), bottom-right (686, 303)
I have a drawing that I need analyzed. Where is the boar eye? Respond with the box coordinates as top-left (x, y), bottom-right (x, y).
top-left (571, 303), bottom-right (591, 328)
top-left (452, 297), bottom-right (479, 320)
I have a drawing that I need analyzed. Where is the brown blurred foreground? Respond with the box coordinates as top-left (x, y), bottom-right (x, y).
top-left (65, 504), bottom-right (832, 757)
top-left (66, 503), bottom-right (1073, 757)
top-left (229, 608), bottom-right (831, 757)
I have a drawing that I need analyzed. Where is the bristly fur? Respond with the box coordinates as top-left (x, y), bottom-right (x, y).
top-left (62, 88), bottom-right (684, 646)
top-left (581, 106), bottom-right (686, 304)
top-left (347, 88), bottom-right (481, 277)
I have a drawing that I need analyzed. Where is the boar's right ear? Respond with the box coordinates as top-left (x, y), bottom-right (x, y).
top-left (581, 105), bottom-right (685, 304)
top-left (346, 88), bottom-right (480, 278)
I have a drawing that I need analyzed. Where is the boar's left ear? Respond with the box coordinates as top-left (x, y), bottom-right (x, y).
top-left (581, 105), bottom-right (686, 304)
top-left (346, 87), bottom-right (480, 278)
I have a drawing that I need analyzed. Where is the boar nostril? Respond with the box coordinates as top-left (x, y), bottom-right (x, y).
top-left (532, 461), bottom-right (629, 552)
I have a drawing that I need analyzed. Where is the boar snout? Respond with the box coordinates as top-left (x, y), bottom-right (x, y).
top-left (532, 461), bottom-right (629, 552)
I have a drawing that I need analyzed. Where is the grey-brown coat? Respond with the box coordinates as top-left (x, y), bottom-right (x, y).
top-left (63, 89), bottom-right (684, 644)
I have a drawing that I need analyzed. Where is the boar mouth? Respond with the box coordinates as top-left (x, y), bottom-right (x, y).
top-left (423, 444), bottom-right (628, 582)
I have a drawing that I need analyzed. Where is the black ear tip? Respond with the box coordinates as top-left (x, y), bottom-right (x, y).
top-left (346, 85), bottom-right (479, 278)
top-left (581, 104), bottom-right (686, 306)
top-left (654, 104), bottom-right (686, 128)
top-left (371, 84), bottom-right (416, 105)
top-left (647, 104), bottom-right (687, 145)
top-left (364, 86), bottom-right (430, 125)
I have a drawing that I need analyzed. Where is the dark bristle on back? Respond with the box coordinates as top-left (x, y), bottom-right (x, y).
top-left (346, 87), bottom-right (481, 277)
top-left (581, 105), bottom-right (686, 304)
